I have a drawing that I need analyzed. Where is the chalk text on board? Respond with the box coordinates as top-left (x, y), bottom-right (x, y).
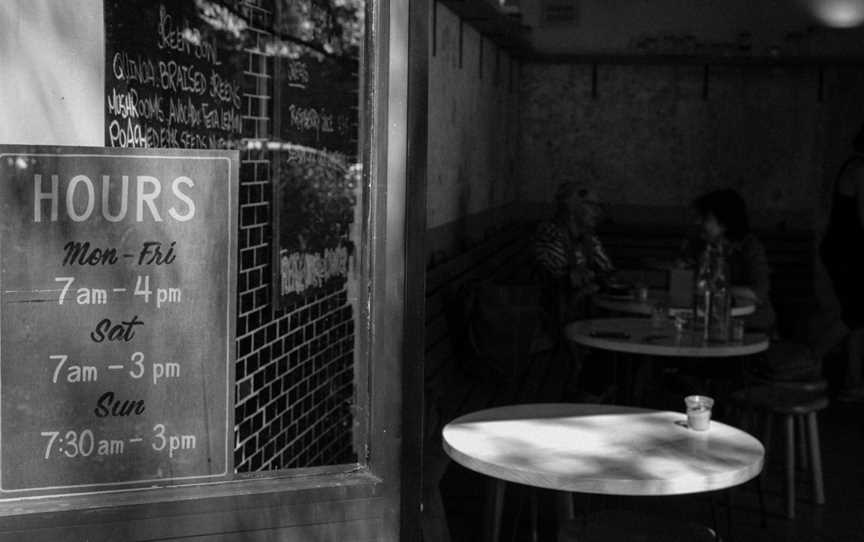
top-left (94, 391), bottom-right (145, 417)
top-left (41, 430), bottom-right (127, 459)
top-left (50, 355), bottom-right (99, 384)
top-left (61, 241), bottom-right (178, 266)
top-left (138, 241), bottom-right (177, 265)
top-left (156, 4), bottom-right (221, 67)
top-left (62, 241), bottom-right (119, 266)
top-left (152, 424), bottom-right (197, 458)
top-left (33, 174), bottom-right (196, 223)
top-left (90, 316), bottom-right (144, 343)
top-left (104, 352), bottom-right (180, 383)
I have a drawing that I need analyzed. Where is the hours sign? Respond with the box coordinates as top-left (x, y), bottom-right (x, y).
top-left (0, 146), bottom-right (237, 495)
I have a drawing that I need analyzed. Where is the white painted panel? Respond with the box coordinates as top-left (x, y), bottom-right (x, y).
top-left (0, 0), bottom-right (104, 146)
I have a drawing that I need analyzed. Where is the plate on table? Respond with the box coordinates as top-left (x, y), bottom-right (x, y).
top-left (603, 293), bottom-right (635, 301)
top-left (602, 283), bottom-right (633, 298)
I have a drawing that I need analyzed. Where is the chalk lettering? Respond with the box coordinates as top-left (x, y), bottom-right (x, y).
top-left (108, 118), bottom-right (148, 148)
top-left (208, 71), bottom-right (241, 109)
top-left (138, 241), bottom-right (177, 265)
top-left (280, 246), bottom-right (351, 295)
top-left (33, 174), bottom-right (197, 223)
top-left (157, 4), bottom-right (220, 66)
top-left (93, 391), bottom-right (146, 417)
top-left (62, 242), bottom-right (119, 266)
top-left (90, 315), bottom-right (144, 343)
top-left (158, 60), bottom-right (207, 95)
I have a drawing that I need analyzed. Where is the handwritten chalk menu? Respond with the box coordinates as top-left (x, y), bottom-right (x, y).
top-left (276, 52), bottom-right (359, 306)
top-left (104, 1), bottom-right (245, 149)
top-left (279, 54), bottom-right (359, 157)
top-left (0, 146), bottom-right (237, 494)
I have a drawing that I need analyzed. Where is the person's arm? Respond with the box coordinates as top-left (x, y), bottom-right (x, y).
top-left (741, 237), bottom-right (772, 306)
top-left (676, 237), bottom-right (701, 267)
top-left (591, 235), bottom-right (615, 274)
top-left (533, 223), bottom-right (568, 279)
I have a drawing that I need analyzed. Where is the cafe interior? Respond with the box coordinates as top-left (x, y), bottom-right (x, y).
top-left (1, 0), bottom-right (864, 540)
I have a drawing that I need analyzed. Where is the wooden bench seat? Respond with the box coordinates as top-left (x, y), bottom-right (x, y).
top-left (425, 222), bottom-right (570, 437)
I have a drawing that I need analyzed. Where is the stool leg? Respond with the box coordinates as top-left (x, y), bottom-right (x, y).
top-left (784, 415), bottom-right (796, 519)
top-left (756, 474), bottom-right (767, 528)
top-left (484, 478), bottom-right (506, 542)
top-left (555, 491), bottom-right (575, 521)
top-left (756, 412), bottom-right (772, 527)
top-left (807, 412), bottom-right (826, 505)
top-left (529, 490), bottom-right (539, 542)
top-left (796, 416), bottom-right (808, 471)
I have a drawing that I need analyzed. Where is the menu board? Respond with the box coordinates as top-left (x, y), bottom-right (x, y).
top-left (279, 54), bottom-right (358, 156)
top-left (276, 52), bottom-right (360, 305)
top-left (104, 1), bottom-right (246, 149)
top-left (0, 146), bottom-right (237, 494)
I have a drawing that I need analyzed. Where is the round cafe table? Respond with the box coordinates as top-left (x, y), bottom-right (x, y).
top-left (565, 317), bottom-right (770, 408)
top-left (594, 289), bottom-right (755, 317)
top-left (443, 402), bottom-right (764, 495)
top-left (565, 317), bottom-right (770, 358)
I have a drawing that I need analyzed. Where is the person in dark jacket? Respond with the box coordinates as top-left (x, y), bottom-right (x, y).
top-left (821, 126), bottom-right (864, 401)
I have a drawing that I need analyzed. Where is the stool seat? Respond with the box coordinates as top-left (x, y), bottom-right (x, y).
top-left (559, 510), bottom-right (716, 542)
top-left (747, 341), bottom-right (821, 382)
top-left (731, 385), bottom-right (829, 415)
top-left (746, 377), bottom-right (829, 394)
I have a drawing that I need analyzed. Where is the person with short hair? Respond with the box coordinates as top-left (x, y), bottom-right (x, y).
top-left (533, 182), bottom-right (615, 323)
top-left (532, 182), bottom-right (617, 401)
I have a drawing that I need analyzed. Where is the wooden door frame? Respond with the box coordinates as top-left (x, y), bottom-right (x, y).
top-left (400, 0), bottom-right (430, 540)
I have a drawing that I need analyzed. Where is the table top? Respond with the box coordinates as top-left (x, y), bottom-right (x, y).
top-left (442, 403), bottom-right (764, 496)
top-left (594, 289), bottom-right (755, 317)
top-left (565, 317), bottom-right (770, 357)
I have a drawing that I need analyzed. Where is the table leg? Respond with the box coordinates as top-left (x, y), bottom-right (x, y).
top-left (484, 478), bottom-right (506, 542)
top-left (807, 413), bottom-right (826, 505)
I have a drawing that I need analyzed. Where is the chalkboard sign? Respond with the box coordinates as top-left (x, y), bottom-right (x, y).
top-left (0, 146), bottom-right (237, 494)
top-left (279, 54), bottom-right (358, 157)
top-left (274, 19), bottom-right (361, 306)
top-left (104, 1), bottom-right (247, 149)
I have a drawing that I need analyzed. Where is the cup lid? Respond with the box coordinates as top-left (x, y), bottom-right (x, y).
top-left (684, 395), bottom-right (714, 408)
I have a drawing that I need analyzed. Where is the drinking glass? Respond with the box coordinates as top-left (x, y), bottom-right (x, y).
top-left (684, 395), bottom-right (714, 431)
top-left (651, 301), bottom-right (667, 327)
top-left (731, 319), bottom-right (745, 343)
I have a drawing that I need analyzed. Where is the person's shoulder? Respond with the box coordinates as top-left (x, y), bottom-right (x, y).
top-left (739, 233), bottom-right (767, 255)
top-left (535, 220), bottom-right (564, 238)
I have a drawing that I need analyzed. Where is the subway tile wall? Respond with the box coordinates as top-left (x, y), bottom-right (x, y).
top-left (233, 0), bottom-right (357, 472)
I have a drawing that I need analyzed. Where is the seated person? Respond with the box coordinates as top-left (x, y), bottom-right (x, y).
top-left (679, 188), bottom-right (776, 334)
top-left (533, 182), bottom-right (615, 324)
top-left (533, 182), bottom-right (616, 401)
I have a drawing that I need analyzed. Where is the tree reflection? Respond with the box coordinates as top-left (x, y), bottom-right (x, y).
top-left (272, 0), bottom-right (364, 59)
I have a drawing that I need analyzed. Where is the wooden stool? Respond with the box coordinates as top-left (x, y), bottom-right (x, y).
top-left (731, 382), bottom-right (828, 519)
top-left (558, 510), bottom-right (717, 541)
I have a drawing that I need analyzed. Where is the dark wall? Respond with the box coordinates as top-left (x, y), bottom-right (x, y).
top-left (519, 61), bottom-right (864, 230)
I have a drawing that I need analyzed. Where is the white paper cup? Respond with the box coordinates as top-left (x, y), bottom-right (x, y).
top-left (684, 395), bottom-right (714, 431)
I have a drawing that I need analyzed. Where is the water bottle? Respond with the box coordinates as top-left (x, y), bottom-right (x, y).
top-left (693, 244), bottom-right (713, 340)
top-left (708, 243), bottom-right (731, 342)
